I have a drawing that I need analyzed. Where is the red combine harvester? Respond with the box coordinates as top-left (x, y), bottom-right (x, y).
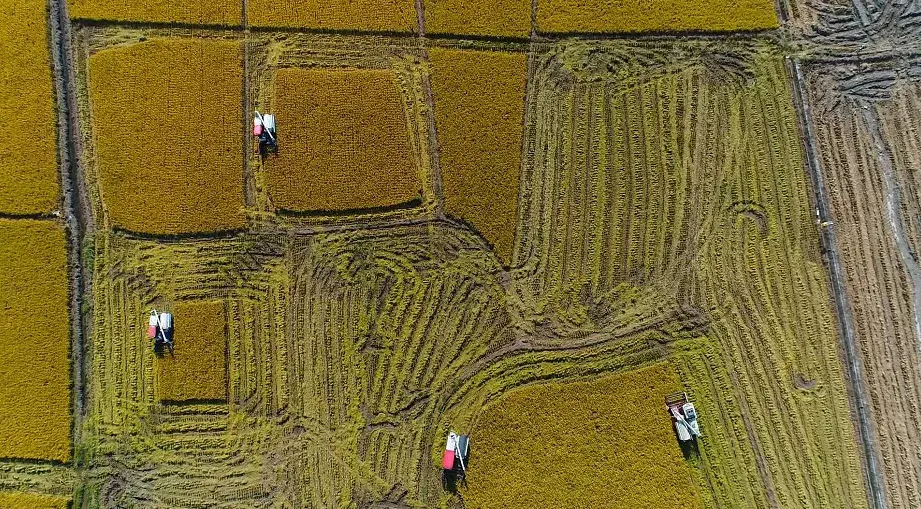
top-left (666, 392), bottom-right (702, 442)
top-left (148, 309), bottom-right (174, 354)
top-left (441, 431), bottom-right (470, 486)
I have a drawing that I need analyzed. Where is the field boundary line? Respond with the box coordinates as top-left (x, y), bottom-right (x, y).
top-left (789, 56), bottom-right (887, 509)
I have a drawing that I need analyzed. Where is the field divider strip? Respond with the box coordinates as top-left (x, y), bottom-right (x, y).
top-left (790, 56), bottom-right (887, 509)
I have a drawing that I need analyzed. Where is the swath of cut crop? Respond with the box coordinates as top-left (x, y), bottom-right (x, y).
top-left (88, 38), bottom-right (245, 235)
top-left (69, 0), bottom-right (240, 25)
top-left (423, 0), bottom-right (531, 37)
top-left (247, 0), bottom-right (417, 32)
top-left (429, 48), bottom-right (527, 265)
top-left (267, 68), bottom-right (421, 213)
top-left (463, 363), bottom-right (703, 509)
top-left (0, 0), bottom-right (59, 215)
top-left (157, 300), bottom-right (228, 403)
top-left (0, 219), bottom-right (70, 463)
top-left (536, 0), bottom-right (778, 33)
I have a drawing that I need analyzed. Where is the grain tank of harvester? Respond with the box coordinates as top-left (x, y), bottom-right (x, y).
top-left (665, 392), bottom-right (701, 442)
top-left (253, 110), bottom-right (277, 156)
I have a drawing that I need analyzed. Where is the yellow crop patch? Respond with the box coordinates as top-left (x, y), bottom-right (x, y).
top-left (0, 220), bottom-right (70, 462)
top-left (424, 0), bottom-right (531, 37)
top-left (267, 68), bottom-right (421, 213)
top-left (0, 0), bottom-right (59, 215)
top-left (0, 492), bottom-right (70, 509)
top-left (157, 301), bottom-right (228, 403)
top-left (536, 0), bottom-right (778, 33)
top-left (247, 0), bottom-right (417, 32)
top-left (88, 39), bottom-right (245, 235)
top-left (465, 363), bottom-right (703, 509)
top-left (69, 0), bottom-right (240, 25)
top-left (429, 48), bottom-right (526, 265)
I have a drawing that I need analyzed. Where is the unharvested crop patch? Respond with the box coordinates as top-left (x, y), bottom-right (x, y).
top-left (536, 0), bottom-right (778, 33)
top-left (465, 363), bottom-right (702, 509)
top-left (0, 0), bottom-right (59, 215)
top-left (0, 492), bottom-right (70, 508)
top-left (0, 219), bottom-right (70, 463)
top-left (247, 0), bottom-right (417, 32)
top-left (804, 69), bottom-right (921, 509)
top-left (156, 300), bottom-right (228, 403)
top-left (69, 0), bottom-right (240, 25)
top-left (429, 47), bottom-right (527, 265)
top-left (423, 0), bottom-right (531, 38)
top-left (267, 68), bottom-right (421, 213)
top-left (87, 38), bottom-right (245, 235)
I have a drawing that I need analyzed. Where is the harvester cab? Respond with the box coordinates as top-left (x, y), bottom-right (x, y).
top-left (665, 392), bottom-right (701, 442)
top-left (148, 310), bottom-right (174, 355)
top-left (253, 110), bottom-right (277, 156)
top-left (441, 431), bottom-right (470, 488)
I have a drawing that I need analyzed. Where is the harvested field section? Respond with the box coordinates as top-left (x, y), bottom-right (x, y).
top-left (806, 75), bottom-right (921, 509)
top-left (156, 301), bottom-right (228, 403)
top-left (0, 492), bottom-right (70, 508)
top-left (247, 0), bottom-right (417, 32)
top-left (464, 363), bottom-right (702, 509)
top-left (88, 38), bottom-right (245, 235)
top-left (423, 0), bottom-right (531, 37)
top-left (536, 0), bottom-right (777, 33)
top-left (0, 0), bottom-right (59, 215)
top-left (0, 219), bottom-right (70, 463)
top-left (519, 42), bottom-right (866, 508)
top-left (267, 68), bottom-right (421, 213)
top-left (429, 48), bottom-right (527, 265)
top-left (68, 0), bottom-right (240, 24)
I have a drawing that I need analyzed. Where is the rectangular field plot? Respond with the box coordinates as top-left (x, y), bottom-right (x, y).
top-left (465, 363), bottom-right (702, 509)
top-left (267, 68), bottom-right (422, 213)
top-left (516, 41), bottom-right (867, 508)
top-left (0, 219), bottom-right (70, 463)
top-left (804, 71), bottom-right (921, 509)
top-left (0, 492), bottom-right (70, 508)
top-left (0, 0), bottom-right (59, 215)
top-left (156, 301), bottom-right (228, 403)
top-left (69, 0), bottom-right (240, 25)
top-left (247, 0), bottom-right (417, 32)
top-left (536, 0), bottom-right (777, 33)
top-left (429, 48), bottom-right (527, 265)
top-left (87, 38), bottom-right (245, 235)
top-left (424, 0), bottom-right (531, 37)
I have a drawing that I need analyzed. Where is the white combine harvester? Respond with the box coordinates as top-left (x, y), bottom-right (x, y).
top-left (665, 392), bottom-right (701, 442)
top-left (441, 431), bottom-right (470, 486)
top-left (148, 309), bottom-right (174, 354)
top-left (253, 110), bottom-right (277, 156)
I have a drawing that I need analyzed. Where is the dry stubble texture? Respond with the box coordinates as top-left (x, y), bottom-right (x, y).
top-left (464, 363), bottom-right (703, 509)
top-left (0, 492), bottom-right (70, 508)
top-left (157, 300), bottom-right (228, 402)
top-left (0, 0), bottom-right (59, 215)
top-left (536, 0), bottom-right (778, 33)
top-left (247, 0), bottom-right (417, 32)
top-left (69, 0), bottom-right (240, 25)
top-left (0, 219), bottom-right (70, 462)
top-left (429, 48), bottom-right (527, 265)
top-left (88, 39), bottom-right (245, 235)
top-left (423, 0), bottom-right (531, 37)
top-left (268, 68), bottom-right (421, 212)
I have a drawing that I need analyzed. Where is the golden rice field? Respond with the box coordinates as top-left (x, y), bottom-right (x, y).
top-left (267, 68), bottom-right (421, 213)
top-left (156, 300), bottom-right (228, 403)
top-left (87, 38), bottom-right (245, 235)
top-left (69, 0), bottom-right (240, 25)
top-left (0, 492), bottom-right (70, 509)
top-left (0, 0), bottom-right (59, 215)
top-left (429, 47), bottom-right (528, 265)
top-left (424, 0), bottom-right (531, 37)
top-left (247, 0), bottom-right (417, 32)
top-left (536, 0), bottom-right (778, 33)
top-left (0, 219), bottom-right (70, 463)
top-left (465, 363), bottom-right (703, 509)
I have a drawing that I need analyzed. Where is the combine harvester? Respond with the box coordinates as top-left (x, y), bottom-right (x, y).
top-left (441, 431), bottom-right (470, 488)
top-left (666, 392), bottom-right (702, 442)
top-left (148, 309), bottom-right (174, 355)
top-left (253, 110), bottom-right (277, 156)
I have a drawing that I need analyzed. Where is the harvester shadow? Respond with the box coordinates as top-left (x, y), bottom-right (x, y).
top-left (678, 437), bottom-right (700, 459)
